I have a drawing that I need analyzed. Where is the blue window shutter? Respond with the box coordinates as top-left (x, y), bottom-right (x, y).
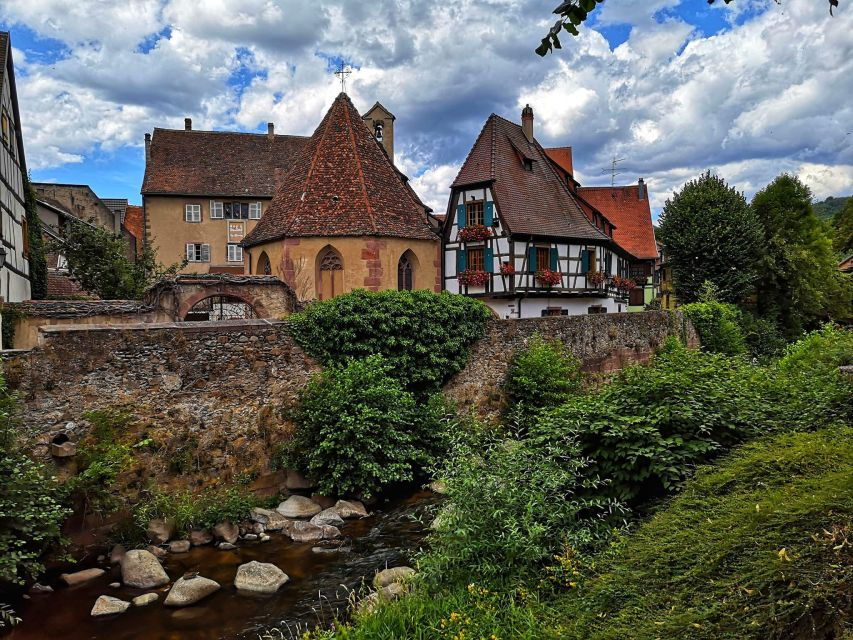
top-left (456, 204), bottom-right (466, 228)
top-left (485, 247), bottom-right (494, 273)
top-left (581, 249), bottom-right (590, 274)
top-left (457, 249), bottom-right (467, 273)
top-left (549, 247), bottom-right (558, 271)
top-left (528, 246), bottom-right (537, 272)
top-left (484, 201), bottom-right (494, 226)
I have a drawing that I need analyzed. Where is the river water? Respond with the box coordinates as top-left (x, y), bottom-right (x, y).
top-left (9, 490), bottom-right (436, 640)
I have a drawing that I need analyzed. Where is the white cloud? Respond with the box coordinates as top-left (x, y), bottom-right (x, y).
top-left (1, 0), bottom-right (851, 211)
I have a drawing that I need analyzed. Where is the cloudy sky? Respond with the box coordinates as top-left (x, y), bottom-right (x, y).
top-left (2, 0), bottom-right (851, 216)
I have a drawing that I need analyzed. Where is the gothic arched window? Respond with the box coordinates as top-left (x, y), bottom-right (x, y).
top-left (398, 251), bottom-right (415, 291)
top-left (257, 251), bottom-right (272, 276)
top-left (316, 246), bottom-right (344, 300)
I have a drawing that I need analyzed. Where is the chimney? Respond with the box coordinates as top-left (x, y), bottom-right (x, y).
top-left (144, 132), bottom-right (151, 165)
top-left (184, 117), bottom-right (192, 131)
top-left (267, 122), bottom-right (275, 139)
top-left (521, 104), bottom-right (534, 142)
top-left (638, 178), bottom-right (647, 201)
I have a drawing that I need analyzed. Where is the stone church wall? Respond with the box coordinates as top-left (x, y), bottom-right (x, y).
top-left (2, 311), bottom-right (695, 486)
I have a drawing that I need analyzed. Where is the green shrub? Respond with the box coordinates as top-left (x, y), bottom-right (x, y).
top-left (132, 485), bottom-right (262, 536)
top-left (65, 410), bottom-right (135, 515)
top-left (536, 340), bottom-right (765, 505)
top-left (0, 382), bottom-right (70, 584)
top-left (505, 334), bottom-right (583, 412)
top-left (422, 423), bottom-right (624, 584)
top-left (285, 355), bottom-right (449, 498)
top-left (553, 426), bottom-right (853, 639)
top-left (737, 311), bottom-right (786, 359)
top-left (289, 290), bottom-right (491, 392)
top-left (681, 300), bottom-right (747, 356)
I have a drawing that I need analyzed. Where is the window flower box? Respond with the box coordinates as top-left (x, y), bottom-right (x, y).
top-left (612, 276), bottom-right (637, 292)
top-left (536, 269), bottom-right (562, 287)
top-left (458, 224), bottom-right (491, 243)
top-left (500, 262), bottom-right (515, 276)
top-left (458, 269), bottom-right (490, 287)
top-left (587, 271), bottom-right (605, 287)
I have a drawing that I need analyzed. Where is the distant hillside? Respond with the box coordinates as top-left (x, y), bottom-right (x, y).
top-left (813, 195), bottom-right (850, 220)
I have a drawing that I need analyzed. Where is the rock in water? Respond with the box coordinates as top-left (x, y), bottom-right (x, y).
top-left (251, 508), bottom-right (291, 531)
top-left (276, 495), bottom-right (322, 519)
top-left (164, 575), bottom-right (220, 607)
top-left (373, 566), bottom-right (416, 589)
top-left (188, 528), bottom-right (213, 546)
top-left (217, 542), bottom-right (237, 551)
top-left (132, 593), bottom-right (159, 607)
top-left (334, 500), bottom-right (369, 519)
top-left (234, 561), bottom-right (290, 594)
top-left (147, 545), bottom-right (168, 559)
top-left (60, 568), bottom-right (105, 586)
top-left (146, 518), bottom-right (176, 544)
top-left (213, 521), bottom-right (239, 544)
top-left (109, 544), bottom-right (126, 564)
top-left (91, 595), bottom-right (130, 617)
top-left (169, 540), bottom-right (191, 553)
top-left (121, 549), bottom-right (170, 589)
top-left (310, 508), bottom-right (345, 527)
top-left (287, 521), bottom-right (340, 542)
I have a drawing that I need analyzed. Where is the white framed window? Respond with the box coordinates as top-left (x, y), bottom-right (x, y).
top-left (248, 202), bottom-right (262, 219)
top-left (210, 201), bottom-right (224, 219)
top-left (185, 204), bottom-right (201, 222)
top-left (227, 244), bottom-right (243, 263)
top-left (186, 243), bottom-right (210, 262)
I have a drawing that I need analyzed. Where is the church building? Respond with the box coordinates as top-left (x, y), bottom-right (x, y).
top-left (241, 93), bottom-right (440, 300)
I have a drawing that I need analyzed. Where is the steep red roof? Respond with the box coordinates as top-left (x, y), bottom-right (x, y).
top-left (544, 147), bottom-right (573, 176)
top-left (142, 129), bottom-right (308, 197)
top-left (451, 115), bottom-right (609, 241)
top-left (577, 186), bottom-right (658, 260)
top-left (122, 205), bottom-right (143, 252)
top-left (243, 93), bottom-right (436, 247)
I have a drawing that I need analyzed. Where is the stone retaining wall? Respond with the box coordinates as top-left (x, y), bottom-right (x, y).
top-left (2, 311), bottom-right (696, 485)
top-left (444, 311), bottom-right (698, 415)
top-left (3, 320), bottom-right (317, 485)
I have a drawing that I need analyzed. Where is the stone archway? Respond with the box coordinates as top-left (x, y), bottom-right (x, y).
top-left (183, 294), bottom-right (260, 321)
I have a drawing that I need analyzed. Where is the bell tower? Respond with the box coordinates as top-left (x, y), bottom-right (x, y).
top-left (362, 101), bottom-right (395, 161)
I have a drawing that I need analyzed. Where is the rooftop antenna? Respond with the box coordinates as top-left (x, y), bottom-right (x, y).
top-left (601, 156), bottom-right (625, 187)
top-left (334, 61), bottom-right (352, 94)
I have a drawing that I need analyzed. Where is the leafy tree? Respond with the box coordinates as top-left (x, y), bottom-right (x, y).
top-left (289, 290), bottom-right (491, 393)
top-left (23, 177), bottom-right (47, 300)
top-left (833, 196), bottom-right (853, 255)
top-left (537, 0), bottom-right (841, 56)
top-left (0, 378), bottom-right (70, 584)
top-left (657, 171), bottom-right (763, 304)
top-left (50, 218), bottom-right (182, 300)
top-left (751, 174), bottom-right (852, 337)
top-left (284, 355), bottom-right (449, 498)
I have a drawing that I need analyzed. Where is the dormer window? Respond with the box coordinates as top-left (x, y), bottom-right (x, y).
top-left (523, 158), bottom-right (534, 172)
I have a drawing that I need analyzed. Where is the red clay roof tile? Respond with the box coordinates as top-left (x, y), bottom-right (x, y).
top-left (577, 186), bottom-right (658, 260)
top-left (243, 93), bottom-right (436, 247)
top-left (451, 114), bottom-right (610, 242)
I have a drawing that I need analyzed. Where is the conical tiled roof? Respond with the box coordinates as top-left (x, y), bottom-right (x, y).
top-left (243, 93), bottom-right (436, 247)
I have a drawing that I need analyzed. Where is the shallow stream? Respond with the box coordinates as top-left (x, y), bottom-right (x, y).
top-left (9, 490), bottom-right (436, 640)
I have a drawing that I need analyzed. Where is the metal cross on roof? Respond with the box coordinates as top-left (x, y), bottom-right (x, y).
top-left (334, 62), bottom-right (352, 93)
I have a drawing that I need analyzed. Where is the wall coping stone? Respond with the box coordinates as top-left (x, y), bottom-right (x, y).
top-left (36, 318), bottom-right (288, 336)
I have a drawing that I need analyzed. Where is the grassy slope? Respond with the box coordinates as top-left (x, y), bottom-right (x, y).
top-left (317, 426), bottom-right (853, 640)
top-left (555, 426), bottom-right (853, 640)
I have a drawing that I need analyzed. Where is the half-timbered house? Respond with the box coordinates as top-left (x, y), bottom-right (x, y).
top-left (443, 106), bottom-right (632, 318)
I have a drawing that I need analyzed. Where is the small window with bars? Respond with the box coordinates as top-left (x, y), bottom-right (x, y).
top-left (186, 243), bottom-right (210, 262)
top-left (227, 244), bottom-right (244, 263)
top-left (210, 201), bottom-right (224, 219)
top-left (249, 202), bottom-right (262, 219)
top-left (466, 201), bottom-right (484, 227)
top-left (185, 204), bottom-right (201, 222)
